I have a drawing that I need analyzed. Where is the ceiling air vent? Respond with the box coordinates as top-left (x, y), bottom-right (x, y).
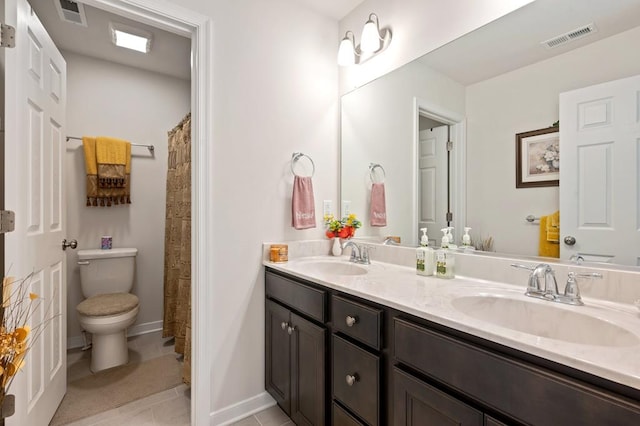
top-left (55, 0), bottom-right (88, 27)
top-left (541, 23), bottom-right (597, 49)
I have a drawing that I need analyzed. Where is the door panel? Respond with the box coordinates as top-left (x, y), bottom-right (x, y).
top-left (265, 299), bottom-right (291, 415)
top-left (560, 74), bottom-right (640, 265)
top-left (4, 0), bottom-right (67, 424)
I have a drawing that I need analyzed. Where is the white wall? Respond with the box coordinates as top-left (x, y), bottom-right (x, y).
top-left (64, 51), bottom-right (190, 343)
top-left (338, 0), bottom-right (534, 95)
top-left (163, 0), bottom-right (340, 417)
top-left (465, 26), bottom-right (640, 256)
top-left (341, 59), bottom-right (465, 245)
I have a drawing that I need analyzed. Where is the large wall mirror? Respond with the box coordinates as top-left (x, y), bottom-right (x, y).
top-left (341, 0), bottom-right (640, 266)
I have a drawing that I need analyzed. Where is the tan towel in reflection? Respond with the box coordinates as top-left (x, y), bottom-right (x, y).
top-left (539, 214), bottom-right (559, 258)
top-left (83, 136), bottom-right (132, 207)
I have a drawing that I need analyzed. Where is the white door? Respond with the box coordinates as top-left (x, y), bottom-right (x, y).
top-left (559, 74), bottom-right (640, 265)
top-left (418, 125), bottom-right (448, 245)
top-left (4, 0), bottom-right (67, 424)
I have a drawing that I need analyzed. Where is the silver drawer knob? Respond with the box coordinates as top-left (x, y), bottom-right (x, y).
top-left (287, 325), bottom-right (297, 335)
top-left (346, 373), bottom-right (359, 386)
top-left (281, 321), bottom-right (288, 331)
top-left (346, 315), bottom-right (358, 327)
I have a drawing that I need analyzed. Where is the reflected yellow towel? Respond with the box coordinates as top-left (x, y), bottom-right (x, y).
top-left (82, 137), bottom-right (97, 175)
top-left (546, 210), bottom-right (560, 242)
top-left (539, 215), bottom-right (559, 258)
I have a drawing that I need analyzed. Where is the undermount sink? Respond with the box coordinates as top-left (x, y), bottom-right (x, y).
top-left (452, 295), bottom-right (640, 347)
top-left (298, 260), bottom-right (368, 276)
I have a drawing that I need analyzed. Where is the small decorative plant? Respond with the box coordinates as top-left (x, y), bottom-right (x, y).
top-left (324, 213), bottom-right (362, 239)
top-left (0, 273), bottom-right (48, 417)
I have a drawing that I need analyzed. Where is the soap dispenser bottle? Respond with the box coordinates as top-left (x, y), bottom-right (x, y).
top-left (447, 227), bottom-right (457, 249)
top-left (462, 227), bottom-right (472, 246)
top-left (416, 228), bottom-right (435, 276)
top-left (436, 228), bottom-right (455, 279)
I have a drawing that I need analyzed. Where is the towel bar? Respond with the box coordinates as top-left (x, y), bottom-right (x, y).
top-left (291, 152), bottom-right (315, 177)
top-left (66, 136), bottom-right (154, 153)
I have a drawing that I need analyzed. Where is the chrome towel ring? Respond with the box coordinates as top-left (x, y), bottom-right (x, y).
top-left (291, 152), bottom-right (315, 177)
top-left (369, 163), bottom-right (386, 183)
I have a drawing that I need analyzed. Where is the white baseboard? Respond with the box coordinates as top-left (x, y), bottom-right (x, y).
top-left (67, 320), bottom-right (164, 349)
top-left (210, 392), bottom-right (276, 426)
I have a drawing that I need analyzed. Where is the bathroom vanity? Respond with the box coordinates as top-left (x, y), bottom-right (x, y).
top-left (264, 253), bottom-right (640, 425)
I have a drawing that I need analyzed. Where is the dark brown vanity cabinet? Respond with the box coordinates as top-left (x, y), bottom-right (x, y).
top-left (265, 272), bottom-right (327, 426)
top-left (266, 268), bottom-right (640, 426)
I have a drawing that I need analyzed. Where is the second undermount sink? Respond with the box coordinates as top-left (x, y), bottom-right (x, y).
top-left (452, 295), bottom-right (640, 347)
top-left (298, 260), bottom-right (368, 276)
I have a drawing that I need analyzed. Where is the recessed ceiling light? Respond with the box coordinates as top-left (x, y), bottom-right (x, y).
top-left (109, 22), bottom-right (152, 53)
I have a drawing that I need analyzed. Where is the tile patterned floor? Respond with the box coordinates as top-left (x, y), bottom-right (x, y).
top-left (59, 331), bottom-right (190, 426)
top-left (229, 405), bottom-right (293, 426)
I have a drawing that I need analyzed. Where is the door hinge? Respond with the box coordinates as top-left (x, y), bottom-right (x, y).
top-left (447, 140), bottom-right (453, 151)
top-left (0, 211), bottom-right (15, 233)
top-left (1, 24), bottom-right (16, 48)
top-left (446, 212), bottom-right (453, 222)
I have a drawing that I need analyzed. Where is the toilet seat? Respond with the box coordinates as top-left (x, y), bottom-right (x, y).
top-left (77, 292), bottom-right (139, 317)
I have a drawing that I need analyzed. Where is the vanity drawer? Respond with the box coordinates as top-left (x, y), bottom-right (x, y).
top-left (265, 271), bottom-right (326, 323)
top-left (332, 295), bottom-right (382, 350)
top-left (332, 334), bottom-right (379, 426)
top-left (332, 402), bottom-right (364, 426)
top-left (393, 317), bottom-right (640, 425)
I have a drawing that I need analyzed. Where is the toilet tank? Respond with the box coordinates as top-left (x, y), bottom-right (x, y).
top-left (77, 248), bottom-right (138, 298)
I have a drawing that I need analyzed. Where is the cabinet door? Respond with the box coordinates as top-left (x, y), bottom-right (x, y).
top-left (290, 312), bottom-right (326, 426)
top-left (265, 299), bottom-right (292, 415)
top-left (393, 367), bottom-right (483, 426)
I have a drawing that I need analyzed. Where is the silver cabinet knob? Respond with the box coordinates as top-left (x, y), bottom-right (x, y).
top-left (287, 325), bottom-right (296, 335)
top-left (62, 239), bottom-right (78, 250)
top-left (345, 315), bottom-right (358, 327)
top-left (281, 321), bottom-right (289, 331)
top-left (345, 374), bottom-right (359, 386)
top-left (564, 236), bottom-right (576, 246)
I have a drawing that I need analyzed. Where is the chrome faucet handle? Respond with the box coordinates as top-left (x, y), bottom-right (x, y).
top-left (511, 263), bottom-right (541, 293)
top-left (562, 272), bottom-right (603, 306)
top-left (360, 245), bottom-right (373, 265)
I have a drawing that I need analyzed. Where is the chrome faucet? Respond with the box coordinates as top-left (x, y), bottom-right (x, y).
top-left (342, 241), bottom-right (371, 265)
top-left (383, 237), bottom-right (399, 245)
top-left (511, 263), bottom-right (602, 305)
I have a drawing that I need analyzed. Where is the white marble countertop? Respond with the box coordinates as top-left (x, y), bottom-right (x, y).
top-left (264, 255), bottom-right (640, 391)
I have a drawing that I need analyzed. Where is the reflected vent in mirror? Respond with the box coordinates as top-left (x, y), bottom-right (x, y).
top-left (55, 0), bottom-right (88, 27)
top-left (541, 23), bottom-right (597, 49)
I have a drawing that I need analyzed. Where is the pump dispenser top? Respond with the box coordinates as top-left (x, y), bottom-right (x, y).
top-left (420, 228), bottom-right (429, 247)
top-left (462, 227), bottom-right (472, 246)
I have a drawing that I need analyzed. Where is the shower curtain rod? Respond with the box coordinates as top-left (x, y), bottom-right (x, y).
top-left (66, 136), bottom-right (155, 153)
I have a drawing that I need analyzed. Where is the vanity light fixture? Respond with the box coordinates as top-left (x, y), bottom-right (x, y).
top-left (338, 31), bottom-right (357, 66)
top-left (338, 13), bottom-right (392, 66)
top-left (360, 13), bottom-right (383, 53)
top-left (110, 22), bottom-right (153, 53)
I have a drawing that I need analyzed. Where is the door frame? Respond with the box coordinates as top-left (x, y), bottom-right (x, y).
top-left (413, 97), bottom-right (466, 246)
top-left (80, 1), bottom-right (213, 424)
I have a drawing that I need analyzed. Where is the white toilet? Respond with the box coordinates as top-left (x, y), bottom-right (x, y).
top-left (76, 248), bottom-right (139, 372)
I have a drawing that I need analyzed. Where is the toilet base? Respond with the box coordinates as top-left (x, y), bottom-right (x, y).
top-left (91, 330), bottom-right (129, 372)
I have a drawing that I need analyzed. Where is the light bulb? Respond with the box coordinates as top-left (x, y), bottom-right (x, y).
top-left (337, 32), bottom-right (356, 66)
top-left (360, 15), bottom-right (381, 53)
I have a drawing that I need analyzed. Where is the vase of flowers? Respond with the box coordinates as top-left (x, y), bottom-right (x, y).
top-left (324, 214), bottom-right (362, 256)
top-left (0, 273), bottom-right (47, 424)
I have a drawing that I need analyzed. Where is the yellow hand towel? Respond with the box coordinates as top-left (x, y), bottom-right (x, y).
top-left (82, 136), bottom-right (132, 207)
top-left (96, 137), bottom-right (130, 188)
top-left (539, 215), bottom-right (559, 258)
top-left (546, 210), bottom-right (560, 243)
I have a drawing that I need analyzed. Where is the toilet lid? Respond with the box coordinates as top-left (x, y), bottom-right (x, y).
top-left (77, 293), bottom-right (139, 317)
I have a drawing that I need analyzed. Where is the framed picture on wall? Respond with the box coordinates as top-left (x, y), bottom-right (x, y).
top-left (516, 126), bottom-right (560, 188)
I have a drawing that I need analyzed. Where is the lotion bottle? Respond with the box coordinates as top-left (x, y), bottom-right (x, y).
top-left (416, 228), bottom-right (435, 276)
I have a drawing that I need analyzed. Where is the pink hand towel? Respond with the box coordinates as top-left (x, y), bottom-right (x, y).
top-left (292, 176), bottom-right (316, 229)
top-left (370, 182), bottom-right (387, 227)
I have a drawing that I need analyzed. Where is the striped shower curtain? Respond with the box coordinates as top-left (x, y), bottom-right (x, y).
top-left (162, 113), bottom-right (191, 385)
